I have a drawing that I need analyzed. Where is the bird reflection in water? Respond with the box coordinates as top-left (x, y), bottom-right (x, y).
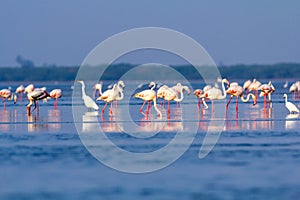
top-left (138, 107), bottom-right (183, 133)
top-left (100, 108), bottom-right (124, 133)
top-left (82, 111), bottom-right (99, 133)
top-left (48, 109), bottom-right (61, 130)
top-left (0, 109), bottom-right (11, 131)
top-left (27, 109), bottom-right (62, 132)
top-left (285, 114), bottom-right (300, 129)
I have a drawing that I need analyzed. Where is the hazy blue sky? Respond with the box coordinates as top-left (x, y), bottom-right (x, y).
top-left (1, 0), bottom-right (300, 66)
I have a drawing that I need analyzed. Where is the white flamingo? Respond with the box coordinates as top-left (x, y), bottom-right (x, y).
top-left (134, 82), bottom-right (161, 118)
top-left (203, 78), bottom-right (229, 112)
top-left (96, 84), bottom-right (119, 115)
top-left (163, 86), bottom-right (190, 114)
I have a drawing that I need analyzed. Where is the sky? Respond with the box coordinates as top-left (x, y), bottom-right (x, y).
top-left (1, 0), bottom-right (300, 67)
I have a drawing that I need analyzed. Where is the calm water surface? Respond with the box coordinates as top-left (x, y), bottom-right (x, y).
top-left (0, 81), bottom-right (300, 199)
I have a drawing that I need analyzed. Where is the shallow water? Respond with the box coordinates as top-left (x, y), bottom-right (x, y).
top-left (0, 81), bottom-right (300, 199)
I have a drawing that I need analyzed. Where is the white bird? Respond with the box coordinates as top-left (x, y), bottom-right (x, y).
top-left (134, 81), bottom-right (161, 118)
top-left (283, 93), bottom-right (299, 114)
top-left (0, 89), bottom-right (17, 108)
top-left (96, 84), bottom-right (119, 115)
top-left (49, 89), bottom-right (62, 107)
top-left (15, 85), bottom-right (25, 101)
top-left (77, 80), bottom-right (99, 111)
top-left (24, 84), bottom-right (34, 93)
top-left (162, 86), bottom-right (189, 114)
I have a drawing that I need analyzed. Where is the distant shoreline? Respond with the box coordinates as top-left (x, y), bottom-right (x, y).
top-left (0, 63), bottom-right (299, 81)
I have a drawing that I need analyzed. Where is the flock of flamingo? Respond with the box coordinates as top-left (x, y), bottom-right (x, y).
top-left (0, 84), bottom-right (62, 115)
top-left (77, 78), bottom-right (300, 118)
top-left (0, 79), bottom-right (299, 118)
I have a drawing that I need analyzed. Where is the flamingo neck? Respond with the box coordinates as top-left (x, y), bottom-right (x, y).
top-left (220, 79), bottom-right (227, 99)
top-left (175, 87), bottom-right (184, 102)
top-left (150, 83), bottom-right (156, 90)
top-left (98, 83), bottom-right (103, 96)
top-left (116, 83), bottom-right (124, 100)
top-left (153, 98), bottom-right (162, 118)
top-left (241, 93), bottom-right (253, 102)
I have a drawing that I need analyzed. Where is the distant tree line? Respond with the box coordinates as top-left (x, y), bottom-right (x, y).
top-left (0, 63), bottom-right (299, 82)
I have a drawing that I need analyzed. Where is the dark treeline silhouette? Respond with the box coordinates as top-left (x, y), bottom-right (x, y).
top-left (0, 63), bottom-right (299, 81)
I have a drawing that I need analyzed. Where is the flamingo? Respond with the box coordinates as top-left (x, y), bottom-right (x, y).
top-left (258, 81), bottom-right (275, 107)
top-left (248, 79), bottom-right (261, 98)
top-left (115, 80), bottom-right (125, 103)
top-left (193, 89), bottom-right (208, 109)
top-left (243, 79), bottom-right (252, 93)
top-left (49, 89), bottom-right (62, 107)
top-left (226, 84), bottom-right (257, 112)
top-left (283, 94), bottom-right (299, 114)
top-left (289, 81), bottom-right (300, 99)
top-left (289, 83), bottom-right (298, 99)
top-left (203, 78), bottom-right (229, 112)
top-left (133, 82), bottom-right (161, 118)
top-left (93, 82), bottom-right (102, 98)
top-left (24, 84), bottom-right (34, 93)
top-left (96, 84), bottom-right (119, 115)
top-left (26, 90), bottom-right (50, 115)
top-left (157, 85), bottom-right (169, 106)
top-left (77, 80), bottom-right (99, 111)
top-left (15, 85), bottom-right (25, 101)
top-left (162, 86), bottom-right (190, 114)
top-left (0, 89), bottom-right (17, 108)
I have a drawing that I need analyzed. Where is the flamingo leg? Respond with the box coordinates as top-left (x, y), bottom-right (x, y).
top-left (139, 101), bottom-right (146, 113)
top-left (3, 99), bottom-right (6, 109)
top-left (264, 95), bottom-right (267, 108)
top-left (146, 101), bottom-right (151, 115)
top-left (168, 100), bottom-right (171, 114)
top-left (236, 97), bottom-right (239, 112)
top-left (198, 98), bottom-right (201, 109)
top-left (226, 96), bottom-right (233, 109)
top-left (212, 100), bottom-right (214, 113)
top-left (102, 102), bottom-right (108, 113)
top-left (109, 102), bottom-right (113, 116)
top-left (54, 98), bottom-right (58, 108)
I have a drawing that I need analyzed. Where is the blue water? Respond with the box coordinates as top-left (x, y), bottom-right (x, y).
top-left (0, 81), bottom-right (300, 199)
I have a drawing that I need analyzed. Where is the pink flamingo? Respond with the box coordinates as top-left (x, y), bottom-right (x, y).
top-left (258, 81), bottom-right (275, 108)
top-left (248, 79), bottom-right (261, 99)
top-left (49, 89), bottom-right (62, 108)
top-left (162, 85), bottom-right (189, 115)
top-left (226, 84), bottom-right (257, 112)
top-left (96, 84), bottom-right (119, 115)
top-left (133, 82), bottom-right (161, 118)
top-left (15, 85), bottom-right (25, 101)
top-left (24, 84), bottom-right (34, 94)
top-left (0, 89), bottom-right (17, 109)
top-left (204, 78), bottom-right (229, 113)
top-left (193, 89), bottom-right (208, 109)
